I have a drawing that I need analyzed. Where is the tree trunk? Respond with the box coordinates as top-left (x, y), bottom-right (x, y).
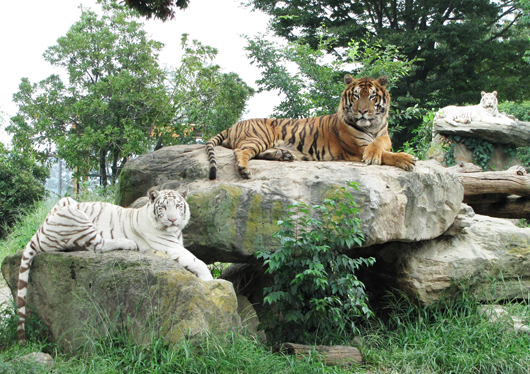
top-left (99, 148), bottom-right (107, 187)
top-left (111, 147), bottom-right (120, 185)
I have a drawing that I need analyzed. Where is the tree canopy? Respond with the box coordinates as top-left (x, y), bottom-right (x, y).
top-left (8, 4), bottom-right (253, 186)
top-left (123, 0), bottom-right (190, 20)
top-left (246, 0), bottom-right (530, 107)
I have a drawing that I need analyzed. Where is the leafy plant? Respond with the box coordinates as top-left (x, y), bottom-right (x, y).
top-left (256, 182), bottom-right (374, 343)
top-left (0, 145), bottom-right (49, 238)
top-left (463, 137), bottom-right (495, 171)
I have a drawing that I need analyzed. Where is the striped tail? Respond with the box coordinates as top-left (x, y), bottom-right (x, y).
top-left (205, 130), bottom-right (228, 180)
top-left (17, 242), bottom-right (38, 343)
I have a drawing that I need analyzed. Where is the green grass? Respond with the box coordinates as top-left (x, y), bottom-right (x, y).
top-left (1, 197), bottom-right (529, 373)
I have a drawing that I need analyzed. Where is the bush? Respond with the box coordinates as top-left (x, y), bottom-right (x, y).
top-left (0, 146), bottom-right (49, 238)
top-left (257, 182), bottom-right (374, 344)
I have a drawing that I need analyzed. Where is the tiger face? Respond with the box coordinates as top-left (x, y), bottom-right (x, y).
top-left (480, 91), bottom-right (498, 111)
top-left (340, 75), bottom-right (390, 132)
top-left (148, 188), bottom-right (190, 232)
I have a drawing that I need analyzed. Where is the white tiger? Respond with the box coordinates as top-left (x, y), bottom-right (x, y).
top-left (434, 91), bottom-right (515, 127)
top-left (16, 187), bottom-right (213, 343)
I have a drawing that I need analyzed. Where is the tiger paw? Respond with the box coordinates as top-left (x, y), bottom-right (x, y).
top-left (274, 149), bottom-right (296, 161)
top-left (117, 238), bottom-right (138, 251)
top-left (236, 163), bottom-right (252, 179)
top-left (362, 147), bottom-right (383, 165)
top-left (395, 153), bottom-right (417, 171)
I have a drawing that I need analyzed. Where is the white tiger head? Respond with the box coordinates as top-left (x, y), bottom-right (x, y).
top-left (480, 91), bottom-right (498, 113)
top-left (147, 188), bottom-right (190, 232)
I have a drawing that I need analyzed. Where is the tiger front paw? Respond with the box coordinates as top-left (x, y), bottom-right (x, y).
top-left (394, 153), bottom-right (417, 171)
top-left (362, 146), bottom-right (383, 166)
top-left (118, 238), bottom-right (138, 251)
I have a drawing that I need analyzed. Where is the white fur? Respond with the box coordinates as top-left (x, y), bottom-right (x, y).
top-left (435, 91), bottom-right (515, 126)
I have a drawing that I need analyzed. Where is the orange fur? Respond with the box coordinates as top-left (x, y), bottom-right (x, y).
top-left (206, 75), bottom-right (416, 179)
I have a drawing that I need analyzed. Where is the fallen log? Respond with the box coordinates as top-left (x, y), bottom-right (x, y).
top-left (273, 343), bottom-right (362, 367)
top-left (455, 168), bottom-right (530, 197)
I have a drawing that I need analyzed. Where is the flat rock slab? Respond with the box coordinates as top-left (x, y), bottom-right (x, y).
top-left (2, 251), bottom-right (240, 352)
top-left (373, 214), bottom-right (530, 305)
top-left (117, 145), bottom-right (464, 263)
top-left (433, 119), bottom-right (530, 147)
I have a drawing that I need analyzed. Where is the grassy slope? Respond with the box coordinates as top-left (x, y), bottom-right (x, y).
top-left (0, 197), bottom-right (529, 373)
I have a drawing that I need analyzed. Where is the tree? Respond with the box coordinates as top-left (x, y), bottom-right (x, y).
top-left (154, 34), bottom-right (254, 148)
top-left (245, 34), bottom-right (418, 136)
top-left (246, 0), bottom-right (530, 107)
top-left (0, 144), bottom-right (49, 238)
top-left (9, 4), bottom-right (173, 186)
top-left (123, 0), bottom-right (190, 20)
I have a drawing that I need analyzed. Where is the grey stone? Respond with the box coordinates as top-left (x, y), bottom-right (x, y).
top-left (117, 145), bottom-right (464, 263)
top-left (433, 119), bottom-right (530, 147)
top-left (373, 214), bottom-right (530, 305)
top-left (2, 251), bottom-right (241, 352)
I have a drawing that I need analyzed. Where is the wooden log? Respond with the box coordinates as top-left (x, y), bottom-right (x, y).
top-left (456, 170), bottom-right (530, 197)
top-left (273, 343), bottom-right (362, 367)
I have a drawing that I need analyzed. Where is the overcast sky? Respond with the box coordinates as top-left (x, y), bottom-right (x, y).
top-left (0, 0), bottom-right (281, 146)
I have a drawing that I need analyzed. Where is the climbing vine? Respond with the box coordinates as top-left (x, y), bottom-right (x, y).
top-left (442, 136), bottom-right (517, 171)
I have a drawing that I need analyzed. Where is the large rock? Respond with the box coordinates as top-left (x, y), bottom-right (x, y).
top-left (2, 251), bottom-right (241, 352)
top-left (117, 145), bottom-right (464, 263)
top-left (369, 213), bottom-right (530, 305)
top-left (433, 119), bottom-right (530, 147)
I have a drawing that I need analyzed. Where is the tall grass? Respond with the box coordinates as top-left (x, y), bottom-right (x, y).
top-left (1, 192), bottom-right (529, 373)
top-left (361, 291), bottom-right (530, 373)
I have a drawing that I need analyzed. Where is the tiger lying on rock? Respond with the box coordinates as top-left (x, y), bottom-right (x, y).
top-left (434, 91), bottom-right (516, 127)
top-left (206, 74), bottom-right (417, 179)
top-left (16, 188), bottom-right (213, 343)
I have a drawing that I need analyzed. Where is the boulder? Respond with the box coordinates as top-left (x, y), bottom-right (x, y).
top-left (2, 251), bottom-right (241, 352)
top-left (368, 214), bottom-right (530, 305)
top-left (117, 145), bottom-right (464, 263)
top-left (433, 119), bottom-right (530, 147)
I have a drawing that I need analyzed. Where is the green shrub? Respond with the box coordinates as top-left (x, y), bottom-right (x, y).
top-left (257, 182), bottom-right (374, 344)
top-left (0, 146), bottom-right (49, 238)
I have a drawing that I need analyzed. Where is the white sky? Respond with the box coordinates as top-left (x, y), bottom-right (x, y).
top-left (0, 0), bottom-right (282, 146)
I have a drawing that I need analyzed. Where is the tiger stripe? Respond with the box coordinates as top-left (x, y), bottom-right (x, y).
top-left (206, 75), bottom-right (416, 180)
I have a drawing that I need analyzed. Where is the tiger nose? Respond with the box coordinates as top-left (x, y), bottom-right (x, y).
top-left (169, 218), bottom-right (177, 223)
top-left (359, 109), bottom-right (368, 114)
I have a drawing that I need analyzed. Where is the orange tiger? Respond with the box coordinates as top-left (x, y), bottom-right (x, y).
top-left (206, 75), bottom-right (416, 179)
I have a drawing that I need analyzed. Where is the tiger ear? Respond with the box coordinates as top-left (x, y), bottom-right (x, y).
top-left (178, 188), bottom-right (189, 200)
top-left (481, 91), bottom-right (486, 97)
top-left (492, 91), bottom-right (497, 97)
top-left (377, 76), bottom-right (389, 87)
top-left (344, 74), bottom-right (354, 86)
top-left (147, 187), bottom-right (159, 203)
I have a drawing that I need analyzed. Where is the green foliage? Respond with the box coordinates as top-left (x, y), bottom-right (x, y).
top-left (405, 109), bottom-right (442, 160)
top-left (123, 0), bottom-right (191, 21)
top-left (245, 34), bottom-right (345, 119)
top-left (245, 33), bottom-right (419, 135)
top-left (160, 34), bottom-right (254, 145)
top-left (247, 0), bottom-right (530, 107)
top-left (442, 136), bottom-right (498, 170)
top-left (0, 145), bottom-right (49, 238)
top-left (463, 137), bottom-right (495, 171)
top-left (8, 4), bottom-right (170, 186)
top-left (499, 101), bottom-right (530, 167)
top-left (362, 291), bottom-right (530, 373)
top-left (256, 182), bottom-right (374, 343)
